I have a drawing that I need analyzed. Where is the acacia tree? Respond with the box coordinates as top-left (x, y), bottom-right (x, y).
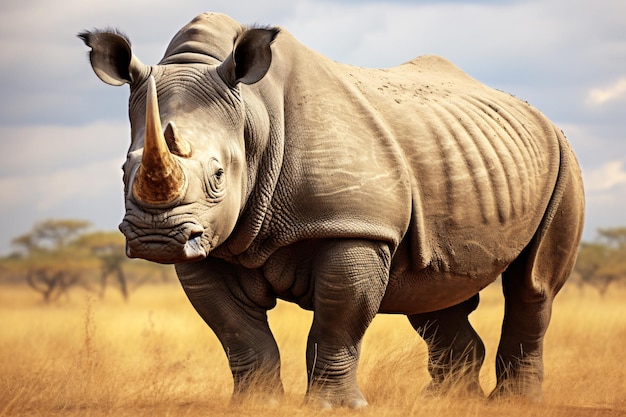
top-left (575, 242), bottom-right (612, 295)
top-left (598, 227), bottom-right (626, 249)
top-left (74, 231), bottom-right (129, 299)
top-left (12, 219), bottom-right (92, 302)
top-left (574, 227), bottom-right (626, 295)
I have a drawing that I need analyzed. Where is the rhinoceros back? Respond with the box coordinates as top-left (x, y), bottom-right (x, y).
top-left (369, 56), bottom-right (563, 275)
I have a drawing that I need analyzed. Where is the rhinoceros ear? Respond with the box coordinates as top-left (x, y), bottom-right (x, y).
top-left (218, 27), bottom-right (280, 87)
top-left (78, 30), bottom-right (146, 86)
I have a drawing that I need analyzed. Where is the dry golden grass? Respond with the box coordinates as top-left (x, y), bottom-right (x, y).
top-left (1, 281), bottom-right (625, 416)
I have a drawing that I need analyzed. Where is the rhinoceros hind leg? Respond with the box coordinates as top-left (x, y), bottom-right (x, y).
top-left (408, 294), bottom-right (485, 397)
top-left (492, 240), bottom-right (577, 402)
top-left (492, 144), bottom-right (584, 401)
top-left (491, 255), bottom-right (551, 402)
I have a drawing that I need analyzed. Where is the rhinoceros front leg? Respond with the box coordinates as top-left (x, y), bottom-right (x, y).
top-left (305, 239), bottom-right (390, 409)
top-left (175, 259), bottom-right (283, 402)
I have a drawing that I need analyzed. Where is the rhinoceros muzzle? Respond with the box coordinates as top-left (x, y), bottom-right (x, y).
top-left (120, 218), bottom-right (207, 264)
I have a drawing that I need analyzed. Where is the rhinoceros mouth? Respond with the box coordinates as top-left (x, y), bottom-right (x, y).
top-left (119, 220), bottom-right (208, 264)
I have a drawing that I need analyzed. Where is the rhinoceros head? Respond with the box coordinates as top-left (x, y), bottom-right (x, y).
top-left (79, 25), bottom-right (278, 263)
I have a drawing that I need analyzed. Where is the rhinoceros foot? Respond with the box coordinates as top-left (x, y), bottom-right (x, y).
top-left (422, 379), bottom-right (484, 399)
top-left (305, 391), bottom-right (368, 410)
top-left (488, 379), bottom-right (544, 403)
top-left (229, 391), bottom-right (283, 409)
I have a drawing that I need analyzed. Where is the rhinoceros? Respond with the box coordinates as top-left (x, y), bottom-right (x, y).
top-left (79, 12), bottom-right (584, 408)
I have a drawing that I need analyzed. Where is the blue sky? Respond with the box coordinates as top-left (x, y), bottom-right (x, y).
top-left (0, 0), bottom-right (625, 254)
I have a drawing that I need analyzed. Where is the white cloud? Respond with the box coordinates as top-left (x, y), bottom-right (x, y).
top-left (582, 160), bottom-right (626, 240)
top-left (282, 1), bottom-right (568, 70)
top-left (588, 77), bottom-right (626, 106)
top-left (0, 122), bottom-right (129, 176)
top-left (0, 158), bottom-right (122, 211)
top-left (584, 160), bottom-right (626, 192)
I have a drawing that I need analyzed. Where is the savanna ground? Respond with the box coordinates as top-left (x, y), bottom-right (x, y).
top-left (1, 280), bottom-right (625, 417)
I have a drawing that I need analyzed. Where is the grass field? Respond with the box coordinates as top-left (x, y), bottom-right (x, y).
top-left (1, 280), bottom-right (625, 416)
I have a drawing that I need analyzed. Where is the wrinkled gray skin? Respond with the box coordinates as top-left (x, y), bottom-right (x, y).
top-left (79, 12), bottom-right (584, 409)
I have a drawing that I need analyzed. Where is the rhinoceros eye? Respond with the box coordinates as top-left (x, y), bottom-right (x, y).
top-left (206, 159), bottom-right (226, 201)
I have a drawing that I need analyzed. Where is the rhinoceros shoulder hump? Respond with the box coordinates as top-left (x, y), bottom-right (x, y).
top-left (398, 55), bottom-right (477, 84)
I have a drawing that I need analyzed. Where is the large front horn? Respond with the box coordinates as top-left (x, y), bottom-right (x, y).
top-left (133, 76), bottom-right (186, 205)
